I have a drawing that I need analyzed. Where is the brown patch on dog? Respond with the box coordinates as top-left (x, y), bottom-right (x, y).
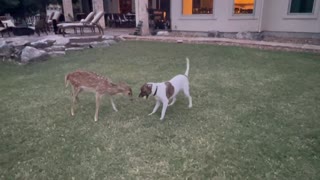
top-left (139, 83), bottom-right (152, 98)
top-left (165, 82), bottom-right (174, 99)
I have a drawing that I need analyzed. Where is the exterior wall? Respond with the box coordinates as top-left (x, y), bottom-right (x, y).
top-left (171, 0), bottom-right (264, 32)
top-left (261, 0), bottom-right (320, 33)
top-left (171, 0), bottom-right (320, 33)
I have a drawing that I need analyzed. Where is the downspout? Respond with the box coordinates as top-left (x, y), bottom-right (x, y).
top-left (258, 0), bottom-right (264, 32)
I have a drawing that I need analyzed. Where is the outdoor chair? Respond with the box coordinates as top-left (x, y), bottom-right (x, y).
top-left (57, 11), bottom-right (95, 34)
top-left (57, 11), bottom-right (104, 36)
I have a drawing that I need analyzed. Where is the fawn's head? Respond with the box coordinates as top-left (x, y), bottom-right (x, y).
top-left (115, 82), bottom-right (133, 97)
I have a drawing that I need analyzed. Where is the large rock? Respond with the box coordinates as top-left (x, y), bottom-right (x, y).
top-left (0, 41), bottom-right (14, 58)
top-left (89, 41), bottom-right (110, 48)
top-left (30, 39), bottom-right (56, 49)
top-left (48, 51), bottom-right (66, 57)
top-left (38, 35), bottom-right (70, 46)
top-left (102, 35), bottom-right (115, 40)
top-left (6, 39), bottom-right (30, 50)
top-left (20, 46), bottom-right (48, 63)
top-left (44, 45), bottom-right (66, 52)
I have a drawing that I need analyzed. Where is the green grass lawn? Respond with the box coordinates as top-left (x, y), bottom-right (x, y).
top-left (0, 41), bottom-right (319, 179)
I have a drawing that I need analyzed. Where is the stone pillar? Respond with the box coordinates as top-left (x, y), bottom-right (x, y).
top-left (92, 0), bottom-right (106, 28)
top-left (135, 0), bottom-right (149, 35)
top-left (62, 0), bottom-right (74, 22)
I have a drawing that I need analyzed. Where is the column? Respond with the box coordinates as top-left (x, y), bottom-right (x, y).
top-left (135, 0), bottom-right (150, 35)
top-left (92, 0), bottom-right (106, 28)
top-left (62, 0), bottom-right (74, 22)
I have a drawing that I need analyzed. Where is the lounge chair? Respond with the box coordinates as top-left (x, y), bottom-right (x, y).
top-left (57, 11), bottom-right (104, 36)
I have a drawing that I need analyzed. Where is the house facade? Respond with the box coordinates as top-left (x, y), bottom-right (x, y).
top-left (61, 0), bottom-right (320, 34)
top-left (172, 0), bottom-right (320, 33)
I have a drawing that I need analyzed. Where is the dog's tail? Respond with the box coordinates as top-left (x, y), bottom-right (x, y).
top-left (65, 74), bottom-right (69, 88)
top-left (185, 57), bottom-right (190, 77)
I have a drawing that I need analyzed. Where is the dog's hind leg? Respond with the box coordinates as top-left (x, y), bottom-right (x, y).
top-left (149, 100), bottom-right (161, 116)
top-left (183, 85), bottom-right (192, 108)
top-left (168, 97), bottom-right (177, 106)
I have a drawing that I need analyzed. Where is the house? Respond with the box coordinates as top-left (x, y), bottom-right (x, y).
top-left (61, 0), bottom-right (320, 37)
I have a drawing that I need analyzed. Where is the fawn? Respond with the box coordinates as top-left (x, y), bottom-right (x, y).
top-left (65, 70), bottom-right (132, 121)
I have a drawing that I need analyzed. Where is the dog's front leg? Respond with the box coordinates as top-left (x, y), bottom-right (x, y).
top-left (160, 99), bottom-right (169, 121)
top-left (149, 100), bottom-right (160, 116)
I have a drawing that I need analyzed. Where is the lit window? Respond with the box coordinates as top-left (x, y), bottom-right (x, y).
top-left (289, 0), bottom-right (315, 13)
top-left (233, 0), bottom-right (255, 14)
top-left (182, 0), bottom-right (214, 15)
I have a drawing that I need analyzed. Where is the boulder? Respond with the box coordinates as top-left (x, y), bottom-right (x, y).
top-left (30, 39), bottom-right (56, 49)
top-left (0, 41), bottom-right (15, 58)
top-left (65, 47), bottom-right (84, 52)
top-left (20, 46), bottom-right (48, 63)
top-left (6, 39), bottom-right (30, 49)
top-left (48, 51), bottom-right (66, 57)
top-left (89, 41), bottom-right (110, 48)
top-left (44, 45), bottom-right (66, 52)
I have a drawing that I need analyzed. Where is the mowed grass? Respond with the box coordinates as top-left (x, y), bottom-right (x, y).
top-left (0, 41), bottom-right (319, 179)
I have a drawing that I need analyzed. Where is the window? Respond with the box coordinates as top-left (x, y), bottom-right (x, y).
top-left (182, 0), bottom-right (214, 15)
top-left (289, 0), bottom-right (315, 13)
top-left (233, 0), bottom-right (255, 14)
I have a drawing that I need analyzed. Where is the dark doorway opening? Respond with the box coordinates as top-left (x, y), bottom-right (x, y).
top-left (148, 0), bottom-right (171, 30)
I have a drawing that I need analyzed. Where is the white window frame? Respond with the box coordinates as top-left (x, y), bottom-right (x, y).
top-left (288, 0), bottom-right (316, 14)
top-left (284, 0), bottom-right (319, 19)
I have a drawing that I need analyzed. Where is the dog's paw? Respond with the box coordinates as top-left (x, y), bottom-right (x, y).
top-left (148, 113), bottom-right (154, 116)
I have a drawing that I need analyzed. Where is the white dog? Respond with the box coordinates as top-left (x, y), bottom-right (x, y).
top-left (139, 58), bottom-right (192, 120)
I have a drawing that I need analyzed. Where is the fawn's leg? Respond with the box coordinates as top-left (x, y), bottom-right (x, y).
top-left (94, 93), bottom-right (102, 122)
top-left (71, 87), bottom-right (81, 116)
top-left (110, 98), bottom-right (118, 112)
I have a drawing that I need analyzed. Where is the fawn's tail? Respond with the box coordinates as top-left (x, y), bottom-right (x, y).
top-left (65, 74), bottom-right (69, 88)
top-left (185, 57), bottom-right (190, 77)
